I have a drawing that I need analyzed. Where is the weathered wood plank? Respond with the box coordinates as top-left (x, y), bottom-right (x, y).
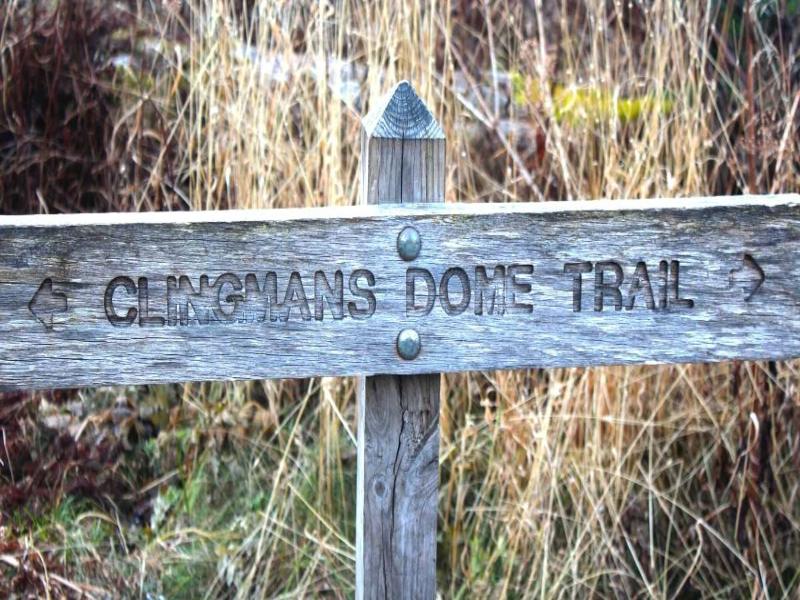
top-left (356, 81), bottom-right (443, 600)
top-left (1, 193), bottom-right (800, 391)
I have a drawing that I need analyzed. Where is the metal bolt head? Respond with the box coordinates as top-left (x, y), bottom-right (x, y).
top-left (396, 328), bottom-right (421, 360)
top-left (397, 226), bottom-right (421, 261)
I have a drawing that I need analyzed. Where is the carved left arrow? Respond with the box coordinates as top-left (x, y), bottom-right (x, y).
top-left (29, 279), bottom-right (68, 330)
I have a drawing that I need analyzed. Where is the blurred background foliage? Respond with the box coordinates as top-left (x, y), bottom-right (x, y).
top-left (0, 0), bottom-right (799, 597)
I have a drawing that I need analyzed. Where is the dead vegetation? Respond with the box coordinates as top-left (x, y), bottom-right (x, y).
top-left (0, 0), bottom-right (186, 214)
top-left (1, 0), bottom-right (799, 597)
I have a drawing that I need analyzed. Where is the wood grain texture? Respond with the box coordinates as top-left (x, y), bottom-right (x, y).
top-left (1, 195), bottom-right (800, 391)
top-left (356, 81), bottom-right (443, 600)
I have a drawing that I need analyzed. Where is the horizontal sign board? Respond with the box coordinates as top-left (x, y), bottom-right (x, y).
top-left (1, 194), bottom-right (799, 390)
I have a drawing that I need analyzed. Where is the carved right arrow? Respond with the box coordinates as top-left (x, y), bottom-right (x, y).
top-left (28, 278), bottom-right (68, 330)
top-left (729, 254), bottom-right (765, 302)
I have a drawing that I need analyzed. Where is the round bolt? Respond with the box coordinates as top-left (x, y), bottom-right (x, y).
top-left (396, 328), bottom-right (421, 360)
top-left (396, 226), bottom-right (421, 261)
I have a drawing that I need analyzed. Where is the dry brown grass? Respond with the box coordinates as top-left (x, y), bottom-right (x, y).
top-left (1, 0), bottom-right (799, 598)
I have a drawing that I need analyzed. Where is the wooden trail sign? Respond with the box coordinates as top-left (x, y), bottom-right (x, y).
top-left (1, 195), bottom-right (800, 391)
top-left (2, 79), bottom-right (800, 600)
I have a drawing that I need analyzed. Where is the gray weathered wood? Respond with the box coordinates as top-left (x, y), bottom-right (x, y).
top-left (1, 194), bottom-right (800, 391)
top-left (356, 81), bottom-right (443, 600)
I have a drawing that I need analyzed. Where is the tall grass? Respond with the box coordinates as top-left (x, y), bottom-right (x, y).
top-left (1, 0), bottom-right (799, 598)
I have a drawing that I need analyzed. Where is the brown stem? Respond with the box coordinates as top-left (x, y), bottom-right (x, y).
top-left (744, 1), bottom-right (758, 193)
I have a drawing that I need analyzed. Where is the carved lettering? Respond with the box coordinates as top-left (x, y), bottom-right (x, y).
top-left (281, 271), bottom-right (312, 321)
top-left (564, 262), bottom-right (592, 312)
top-left (348, 269), bottom-right (376, 320)
top-left (100, 258), bottom-right (693, 330)
top-left (625, 262), bottom-right (655, 310)
top-left (105, 276), bottom-right (137, 327)
top-left (658, 260), bottom-right (668, 309)
top-left (474, 266), bottom-right (505, 315)
top-left (168, 275), bottom-right (215, 326)
top-left (314, 270), bottom-right (344, 321)
top-left (213, 273), bottom-right (243, 323)
top-left (506, 264), bottom-right (534, 314)
top-left (594, 261), bottom-right (623, 311)
top-left (243, 272), bottom-right (279, 322)
top-left (406, 268), bottom-right (436, 317)
top-left (110, 270), bottom-right (375, 326)
top-left (565, 259), bottom-right (693, 312)
top-left (138, 277), bottom-right (165, 327)
top-left (669, 260), bottom-right (694, 309)
top-left (439, 267), bottom-right (471, 316)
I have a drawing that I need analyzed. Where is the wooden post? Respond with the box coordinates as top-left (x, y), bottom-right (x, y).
top-left (356, 81), bottom-right (445, 599)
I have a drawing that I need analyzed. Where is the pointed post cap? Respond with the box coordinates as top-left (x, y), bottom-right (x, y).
top-left (362, 80), bottom-right (445, 140)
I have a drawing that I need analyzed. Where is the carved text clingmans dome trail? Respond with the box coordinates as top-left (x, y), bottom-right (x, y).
top-left (1, 195), bottom-right (798, 391)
